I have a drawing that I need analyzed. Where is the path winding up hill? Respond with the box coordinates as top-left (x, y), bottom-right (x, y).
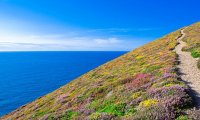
top-left (175, 28), bottom-right (200, 108)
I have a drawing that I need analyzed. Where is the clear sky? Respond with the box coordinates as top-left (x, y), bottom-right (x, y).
top-left (0, 0), bottom-right (200, 51)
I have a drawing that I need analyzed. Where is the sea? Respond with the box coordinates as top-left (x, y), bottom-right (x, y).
top-left (0, 51), bottom-right (126, 117)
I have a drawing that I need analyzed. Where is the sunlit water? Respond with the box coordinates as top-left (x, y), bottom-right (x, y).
top-left (0, 51), bottom-right (126, 116)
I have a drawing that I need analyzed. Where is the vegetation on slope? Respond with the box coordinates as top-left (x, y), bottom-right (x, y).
top-left (1, 29), bottom-right (195, 120)
top-left (182, 22), bottom-right (200, 69)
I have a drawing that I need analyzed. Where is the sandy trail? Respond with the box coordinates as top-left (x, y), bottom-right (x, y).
top-left (175, 28), bottom-right (200, 108)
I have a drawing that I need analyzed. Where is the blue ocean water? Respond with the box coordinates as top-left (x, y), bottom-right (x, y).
top-left (0, 51), bottom-right (126, 117)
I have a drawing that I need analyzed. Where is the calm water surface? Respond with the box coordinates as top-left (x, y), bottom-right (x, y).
top-left (0, 51), bottom-right (126, 116)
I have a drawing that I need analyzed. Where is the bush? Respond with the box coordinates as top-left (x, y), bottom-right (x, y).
top-left (89, 112), bottom-right (115, 120)
top-left (152, 79), bottom-right (185, 88)
top-left (143, 65), bottom-right (161, 73)
top-left (176, 115), bottom-right (189, 120)
top-left (89, 100), bottom-right (127, 116)
top-left (126, 104), bottom-right (176, 120)
top-left (99, 102), bottom-right (126, 116)
top-left (191, 51), bottom-right (200, 58)
top-left (139, 99), bottom-right (158, 108)
top-left (125, 73), bottom-right (153, 89)
top-left (60, 110), bottom-right (78, 120)
top-left (132, 91), bottom-right (143, 99)
top-left (89, 112), bottom-right (101, 120)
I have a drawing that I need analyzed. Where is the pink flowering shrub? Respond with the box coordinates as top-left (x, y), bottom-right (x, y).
top-left (125, 73), bottom-right (153, 89)
top-left (148, 85), bottom-right (186, 99)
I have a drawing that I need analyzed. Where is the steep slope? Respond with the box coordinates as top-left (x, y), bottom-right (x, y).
top-left (2, 24), bottom-right (197, 120)
top-left (176, 28), bottom-right (200, 108)
top-left (182, 22), bottom-right (200, 69)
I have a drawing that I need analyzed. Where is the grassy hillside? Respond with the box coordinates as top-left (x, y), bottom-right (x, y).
top-left (183, 22), bottom-right (200, 69)
top-left (2, 25), bottom-right (196, 120)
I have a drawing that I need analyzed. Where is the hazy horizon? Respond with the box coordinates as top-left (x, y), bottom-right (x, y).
top-left (1, 0), bottom-right (200, 51)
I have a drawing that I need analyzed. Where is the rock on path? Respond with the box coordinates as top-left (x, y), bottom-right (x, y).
top-left (175, 28), bottom-right (200, 108)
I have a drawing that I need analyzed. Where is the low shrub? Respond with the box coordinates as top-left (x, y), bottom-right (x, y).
top-left (143, 65), bottom-right (161, 73)
top-left (99, 102), bottom-right (126, 116)
top-left (191, 51), bottom-right (200, 58)
top-left (125, 106), bottom-right (137, 115)
top-left (126, 104), bottom-right (176, 120)
top-left (88, 100), bottom-right (101, 110)
top-left (89, 112), bottom-right (101, 120)
top-left (89, 112), bottom-right (115, 120)
top-left (132, 91), bottom-right (143, 99)
top-left (139, 99), bottom-right (158, 108)
top-left (60, 110), bottom-right (79, 120)
top-left (148, 85), bottom-right (187, 99)
top-left (89, 100), bottom-right (127, 116)
top-left (176, 115), bottom-right (189, 120)
top-left (126, 73), bottom-right (153, 89)
top-left (152, 79), bottom-right (185, 88)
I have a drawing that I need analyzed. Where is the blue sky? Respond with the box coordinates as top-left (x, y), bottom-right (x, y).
top-left (0, 0), bottom-right (200, 51)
